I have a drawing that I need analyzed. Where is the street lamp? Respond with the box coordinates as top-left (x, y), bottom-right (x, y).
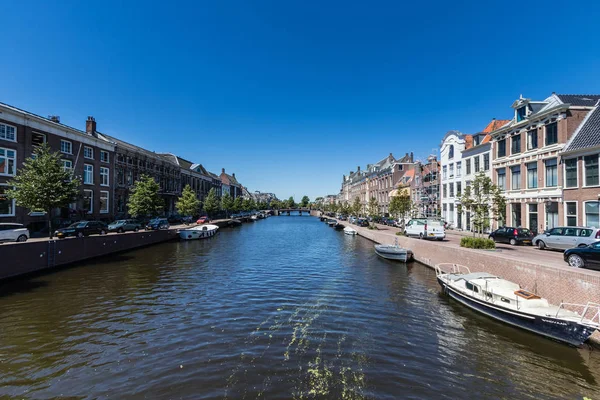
top-left (545, 199), bottom-right (552, 230)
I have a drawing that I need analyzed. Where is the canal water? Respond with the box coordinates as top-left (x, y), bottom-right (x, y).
top-left (1, 215), bottom-right (599, 399)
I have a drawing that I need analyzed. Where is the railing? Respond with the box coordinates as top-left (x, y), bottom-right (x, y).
top-left (435, 263), bottom-right (471, 276)
top-left (556, 302), bottom-right (600, 325)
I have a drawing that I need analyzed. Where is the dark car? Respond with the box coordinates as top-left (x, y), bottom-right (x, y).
top-left (108, 219), bottom-right (141, 233)
top-left (55, 221), bottom-right (108, 238)
top-left (488, 227), bottom-right (533, 246)
top-left (357, 218), bottom-right (370, 227)
top-left (564, 241), bottom-right (600, 269)
top-left (146, 218), bottom-right (170, 230)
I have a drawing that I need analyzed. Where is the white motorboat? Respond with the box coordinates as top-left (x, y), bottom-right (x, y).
top-left (179, 224), bottom-right (219, 240)
top-left (343, 227), bottom-right (357, 236)
top-left (435, 263), bottom-right (600, 346)
top-left (374, 241), bottom-right (413, 262)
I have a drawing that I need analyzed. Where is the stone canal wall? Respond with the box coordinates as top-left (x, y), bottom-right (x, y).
top-left (0, 230), bottom-right (178, 281)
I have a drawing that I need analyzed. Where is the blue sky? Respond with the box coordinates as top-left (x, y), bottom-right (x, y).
top-left (2, 1), bottom-right (600, 201)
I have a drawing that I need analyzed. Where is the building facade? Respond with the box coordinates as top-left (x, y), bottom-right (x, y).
top-left (490, 94), bottom-right (599, 233)
top-left (439, 131), bottom-right (466, 226)
top-left (0, 104), bottom-right (115, 232)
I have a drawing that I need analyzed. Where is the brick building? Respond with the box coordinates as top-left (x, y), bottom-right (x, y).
top-left (0, 104), bottom-right (115, 232)
top-left (220, 168), bottom-right (242, 199)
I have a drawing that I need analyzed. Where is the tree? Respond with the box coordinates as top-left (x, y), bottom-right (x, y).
top-left (203, 187), bottom-right (221, 217)
top-left (458, 171), bottom-right (506, 236)
top-left (128, 174), bottom-right (164, 219)
top-left (339, 201), bottom-right (351, 216)
top-left (389, 188), bottom-right (412, 226)
top-left (287, 196), bottom-right (296, 209)
top-left (242, 197), bottom-right (256, 212)
top-left (6, 143), bottom-right (80, 239)
top-left (221, 192), bottom-right (234, 217)
top-left (300, 195), bottom-right (310, 208)
top-left (176, 185), bottom-right (201, 220)
top-left (233, 196), bottom-right (243, 213)
top-left (351, 197), bottom-right (362, 217)
top-left (367, 197), bottom-right (379, 219)
top-left (270, 199), bottom-right (281, 210)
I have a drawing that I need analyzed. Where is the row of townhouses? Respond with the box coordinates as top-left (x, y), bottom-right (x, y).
top-left (0, 102), bottom-right (245, 232)
top-left (337, 93), bottom-right (600, 234)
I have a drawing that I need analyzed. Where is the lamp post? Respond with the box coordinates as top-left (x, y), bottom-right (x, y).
top-left (545, 199), bottom-right (552, 230)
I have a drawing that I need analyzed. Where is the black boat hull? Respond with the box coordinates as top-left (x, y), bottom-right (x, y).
top-left (437, 278), bottom-right (596, 346)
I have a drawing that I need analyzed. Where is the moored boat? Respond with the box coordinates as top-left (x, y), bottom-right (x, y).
top-left (374, 241), bottom-right (413, 262)
top-left (326, 219), bottom-right (337, 227)
top-left (178, 224), bottom-right (219, 240)
top-left (334, 223), bottom-right (344, 230)
top-left (435, 263), bottom-right (600, 346)
top-left (343, 227), bottom-right (357, 235)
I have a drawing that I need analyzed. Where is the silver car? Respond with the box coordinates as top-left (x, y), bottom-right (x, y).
top-left (533, 226), bottom-right (600, 250)
top-left (0, 223), bottom-right (30, 243)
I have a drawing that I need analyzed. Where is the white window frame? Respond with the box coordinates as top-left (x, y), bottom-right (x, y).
top-left (99, 190), bottom-right (109, 214)
top-left (456, 161), bottom-right (462, 178)
top-left (84, 164), bottom-right (94, 185)
top-left (61, 159), bottom-right (73, 173)
top-left (563, 157), bottom-right (579, 189)
top-left (0, 183), bottom-right (16, 217)
top-left (100, 167), bottom-right (110, 187)
top-left (61, 140), bottom-right (72, 154)
top-left (0, 122), bottom-right (17, 142)
top-left (0, 147), bottom-right (17, 177)
top-left (83, 189), bottom-right (93, 214)
top-left (100, 150), bottom-right (109, 163)
top-left (84, 146), bottom-right (94, 160)
top-left (583, 154), bottom-right (600, 188)
top-left (31, 131), bottom-right (46, 147)
top-left (564, 201), bottom-right (578, 226)
top-left (526, 129), bottom-right (537, 151)
top-left (544, 158), bottom-right (558, 188)
top-left (584, 200), bottom-right (600, 228)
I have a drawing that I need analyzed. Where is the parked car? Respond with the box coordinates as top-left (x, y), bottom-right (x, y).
top-left (488, 227), bottom-right (533, 246)
top-left (357, 218), bottom-right (370, 227)
top-left (146, 218), bottom-right (170, 230)
top-left (404, 218), bottom-right (445, 240)
top-left (381, 217), bottom-right (395, 226)
top-left (533, 226), bottom-right (600, 250)
top-left (55, 221), bottom-right (108, 238)
top-left (196, 216), bottom-right (210, 224)
top-left (0, 223), bottom-right (29, 243)
top-left (349, 216), bottom-right (357, 224)
top-left (564, 241), bottom-right (600, 269)
top-left (108, 219), bottom-right (142, 233)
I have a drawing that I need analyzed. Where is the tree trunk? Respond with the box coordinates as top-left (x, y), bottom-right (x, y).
top-left (47, 212), bottom-right (53, 239)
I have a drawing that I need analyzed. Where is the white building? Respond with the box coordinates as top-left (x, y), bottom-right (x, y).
top-left (439, 131), bottom-right (466, 227)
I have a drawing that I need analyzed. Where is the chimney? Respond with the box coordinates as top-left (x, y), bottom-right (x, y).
top-left (357, 166), bottom-right (360, 172)
top-left (48, 115), bottom-right (60, 123)
top-left (86, 116), bottom-right (97, 137)
top-left (410, 152), bottom-right (413, 161)
top-left (232, 173), bottom-right (236, 178)
top-left (222, 168), bottom-right (225, 174)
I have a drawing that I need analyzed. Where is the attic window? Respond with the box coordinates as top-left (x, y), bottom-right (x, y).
top-left (449, 145), bottom-right (454, 159)
top-left (398, 164), bottom-right (403, 171)
top-left (517, 106), bottom-right (527, 122)
top-left (473, 135), bottom-right (481, 146)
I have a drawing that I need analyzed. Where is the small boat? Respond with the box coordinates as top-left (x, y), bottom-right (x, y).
top-left (320, 216), bottom-right (326, 222)
top-left (343, 227), bottom-right (357, 235)
top-left (250, 214), bottom-right (258, 221)
top-left (435, 263), bottom-right (600, 346)
top-left (327, 219), bottom-right (337, 227)
top-left (179, 224), bottom-right (219, 240)
top-left (334, 223), bottom-right (344, 230)
top-left (228, 219), bottom-right (242, 227)
top-left (374, 240), bottom-right (413, 262)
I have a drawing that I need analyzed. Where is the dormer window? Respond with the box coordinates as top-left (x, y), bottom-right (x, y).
top-left (449, 145), bottom-right (454, 159)
top-left (517, 106), bottom-right (527, 122)
top-left (473, 135), bottom-right (481, 146)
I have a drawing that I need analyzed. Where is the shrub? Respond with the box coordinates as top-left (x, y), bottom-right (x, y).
top-left (460, 237), bottom-right (496, 249)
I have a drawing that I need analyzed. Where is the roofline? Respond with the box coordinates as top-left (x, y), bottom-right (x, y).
top-left (561, 105), bottom-right (598, 155)
top-left (490, 104), bottom-right (570, 137)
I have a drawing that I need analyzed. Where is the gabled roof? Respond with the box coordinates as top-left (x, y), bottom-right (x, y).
top-left (555, 94), bottom-right (600, 107)
top-left (482, 119), bottom-right (511, 133)
top-left (563, 104), bottom-right (600, 154)
top-left (191, 163), bottom-right (209, 175)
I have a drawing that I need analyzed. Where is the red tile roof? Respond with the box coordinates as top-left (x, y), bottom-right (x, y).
top-left (482, 119), bottom-right (511, 133)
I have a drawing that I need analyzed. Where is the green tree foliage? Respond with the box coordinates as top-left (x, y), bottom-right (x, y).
top-left (128, 174), bottom-right (164, 219)
top-left (6, 143), bottom-right (80, 238)
top-left (339, 201), bottom-right (351, 216)
top-left (300, 195), bottom-right (310, 208)
top-left (220, 192), bottom-right (234, 217)
top-left (203, 187), bottom-right (221, 217)
top-left (367, 197), bottom-right (379, 218)
top-left (287, 196), bottom-right (296, 209)
top-left (242, 197), bottom-right (256, 212)
top-left (270, 199), bottom-right (281, 210)
top-left (389, 189), bottom-right (412, 224)
top-left (458, 172), bottom-right (506, 236)
top-left (232, 196), bottom-right (243, 213)
top-left (176, 185), bottom-right (201, 219)
top-left (351, 197), bottom-right (362, 216)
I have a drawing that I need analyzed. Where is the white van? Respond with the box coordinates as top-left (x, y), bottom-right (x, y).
top-left (404, 218), bottom-right (445, 240)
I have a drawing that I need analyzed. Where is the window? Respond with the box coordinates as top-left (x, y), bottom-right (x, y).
top-left (511, 134), bottom-right (521, 155)
top-left (449, 203), bottom-right (454, 222)
top-left (100, 167), bottom-right (109, 186)
top-left (32, 132), bottom-right (46, 146)
top-left (584, 155), bottom-right (599, 186)
top-left (84, 146), bottom-right (94, 159)
top-left (61, 159), bottom-right (73, 173)
top-left (443, 184), bottom-right (447, 198)
top-left (566, 202), bottom-right (577, 226)
top-left (100, 191), bottom-right (109, 213)
top-left (527, 162), bottom-right (537, 189)
top-left (127, 170), bottom-right (133, 185)
top-left (0, 185), bottom-right (15, 216)
top-left (511, 166), bottom-right (521, 190)
top-left (545, 158), bottom-right (557, 187)
top-left (528, 204), bottom-right (538, 232)
top-left (512, 204), bottom-right (522, 227)
top-left (564, 158), bottom-right (578, 188)
top-left (585, 202), bottom-right (599, 228)
top-left (0, 148), bottom-right (16, 176)
top-left (497, 139), bottom-right (506, 158)
top-left (449, 183), bottom-right (454, 198)
top-left (474, 156), bottom-right (480, 172)
top-left (100, 150), bottom-right (109, 163)
top-left (61, 140), bottom-right (72, 154)
top-left (465, 158), bottom-right (471, 175)
top-left (517, 107), bottom-right (527, 122)
top-left (456, 182), bottom-right (462, 197)
top-left (84, 164), bottom-right (94, 184)
top-left (449, 164), bottom-right (454, 178)
top-left (545, 122), bottom-right (558, 146)
top-left (83, 189), bottom-right (93, 214)
top-left (449, 145), bottom-right (454, 159)
top-left (497, 168), bottom-right (506, 190)
top-left (0, 123), bottom-right (16, 142)
top-left (456, 161), bottom-right (462, 177)
top-left (546, 202), bottom-right (559, 229)
top-left (483, 153), bottom-right (490, 171)
top-left (527, 130), bottom-right (537, 150)
top-left (442, 166), bottom-right (447, 180)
